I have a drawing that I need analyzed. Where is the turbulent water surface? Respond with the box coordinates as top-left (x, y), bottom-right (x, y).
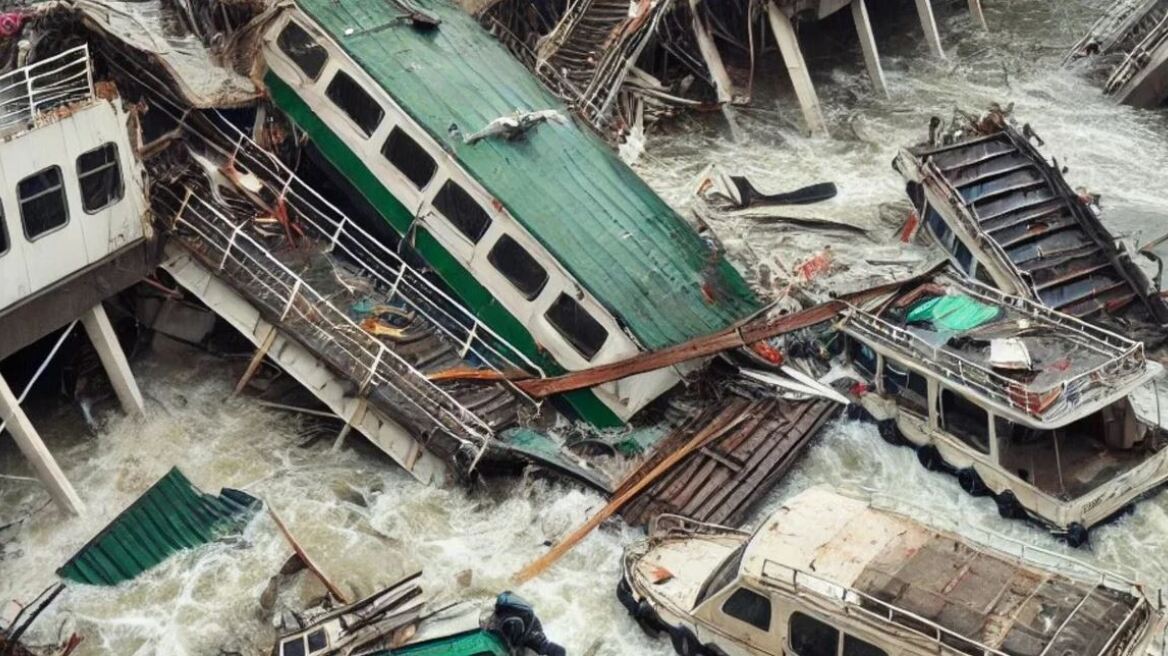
top-left (4, 1), bottom-right (1168, 654)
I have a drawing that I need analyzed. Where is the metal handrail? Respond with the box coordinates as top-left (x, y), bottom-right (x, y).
top-left (0, 44), bottom-right (93, 134)
top-left (1105, 13), bottom-right (1168, 93)
top-left (159, 185), bottom-right (494, 444)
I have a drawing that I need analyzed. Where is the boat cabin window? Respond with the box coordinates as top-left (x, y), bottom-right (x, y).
top-left (280, 636), bottom-right (306, 656)
top-left (326, 70), bottom-right (384, 136)
top-left (789, 612), bottom-right (837, 656)
top-left (849, 338), bottom-right (876, 377)
top-left (306, 629), bottom-right (327, 653)
top-left (843, 635), bottom-right (888, 656)
top-left (432, 180), bottom-right (491, 242)
top-left (545, 293), bottom-right (608, 360)
top-left (882, 361), bottom-right (928, 415)
top-left (938, 387), bottom-right (990, 454)
top-left (721, 587), bottom-right (771, 632)
top-left (695, 543), bottom-right (745, 606)
top-left (488, 234), bottom-right (548, 300)
top-left (383, 127), bottom-right (437, 189)
top-left (18, 166), bottom-right (68, 239)
top-left (277, 22), bottom-right (328, 80)
top-left (77, 142), bottom-right (123, 213)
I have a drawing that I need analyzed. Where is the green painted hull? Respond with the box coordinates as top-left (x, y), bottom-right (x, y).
top-left (374, 629), bottom-right (509, 656)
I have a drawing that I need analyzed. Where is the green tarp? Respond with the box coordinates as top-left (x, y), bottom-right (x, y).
top-left (374, 630), bottom-right (509, 656)
top-left (906, 295), bottom-right (1002, 332)
top-left (57, 468), bottom-right (260, 586)
top-left (288, 0), bottom-right (761, 350)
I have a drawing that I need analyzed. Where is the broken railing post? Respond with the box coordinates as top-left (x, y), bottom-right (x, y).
top-left (689, 0), bottom-right (742, 141)
top-left (80, 302), bottom-right (145, 417)
top-left (914, 0), bottom-right (946, 59)
top-left (765, 1), bottom-right (829, 137)
top-left (851, 0), bottom-right (888, 96)
top-left (0, 373), bottom-right (84, 515)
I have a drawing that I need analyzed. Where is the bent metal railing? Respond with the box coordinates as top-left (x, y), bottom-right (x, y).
top-left (156, 184), bottom-right (494, 447)
top-left (0, 44), bottom-right (94, 134)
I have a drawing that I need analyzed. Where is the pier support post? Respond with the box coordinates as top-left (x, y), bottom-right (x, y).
top-left (914, 0), bottom-right (946, 59)
top-left (81, 302), bottom-right (144, 417)
top-left (0, 374), bottom-right (85, 515)
top-left (765, 1), bottom-right (829, 137)
top-left (689, 0), bottom-right (742, 140)
top-left (851, 0), bottom-right (887, 96)
top-left (968, 0), bottom-right (987, 30)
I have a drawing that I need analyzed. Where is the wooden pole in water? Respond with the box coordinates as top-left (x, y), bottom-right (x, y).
top-left (851, 0), bottom-right (888, 97)
top-left (268, 506), bottom-right (351, 604)
top-left (512, 402), bottom-right (751, 584)
top-left (968, 0), bottom-right (988, 30)
top-left (233, 326), bottom-right (277, 396)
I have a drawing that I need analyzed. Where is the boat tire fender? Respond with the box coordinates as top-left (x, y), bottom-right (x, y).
top-left (846, 404), bottom-right (875, 423)
top-left (917, 445), bottom-right (944, 472)
top-left (877, 419), bottom-right (906, 447)
top-left (994, 490), bottom-right (1026, 520)
top-left (958, 467), bottom-right (989, 497)
top-left (669, 625), bottom-right (703, 656)
top-left (1065, 522), bottom-right (1090, 549)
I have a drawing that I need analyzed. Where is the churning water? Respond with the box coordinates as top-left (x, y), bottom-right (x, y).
top-left (3, 1), bottom-right (1168, 654)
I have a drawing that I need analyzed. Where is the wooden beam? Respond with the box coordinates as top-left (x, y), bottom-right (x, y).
top-left (689, 0), bottom-right (742, 140)
top-left (0, 374), bottom-right (84, 515)
top-left (81, 302), bottom-right (145, 416)
top-left (914, 0), bottom-right (946, 59)
top-left (851, 0), bottom-right (887, 96)
top-left (765, 1), bottom-right (829, 137)
top-left (268, 506), bottom-right (350, 603)
top-left (233, 326), bottom-right (277, 396)
top-left (512, 401), bottom-right (752, 584)
top-left (968, 0), bottom-right (987, 30)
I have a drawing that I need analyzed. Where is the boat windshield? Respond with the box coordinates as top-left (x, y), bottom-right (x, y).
top-left (694, 543), bottom-right (746, 608)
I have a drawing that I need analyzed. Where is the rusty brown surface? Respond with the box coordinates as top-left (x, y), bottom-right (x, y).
top-left (621, 395), bottom-right (841, 528)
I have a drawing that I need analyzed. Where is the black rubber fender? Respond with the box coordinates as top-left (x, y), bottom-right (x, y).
top-left (1065, 522), bottom-right (1090, 549)
top-left (877, 419), bottom-right (907, 447)
top-left (994, 490), bottom-right (1027, 520)
top-left (917, 444), bottom-right (944, 472)
top-left (958, 467), bottom-right (989, 497)
top-left (669, 625), bottom-right (703, 656)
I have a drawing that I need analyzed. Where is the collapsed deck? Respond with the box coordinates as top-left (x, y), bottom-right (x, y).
top-left (895, 123), bottom-right (1168, 341)
top-left (1068, 0), bottom-right (1168, 107)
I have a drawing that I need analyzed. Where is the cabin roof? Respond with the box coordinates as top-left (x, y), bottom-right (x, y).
top-left (742, 488), bottom-right (1150, 656)
top-left (288, 0), bottom-right (761, 350)
top-left (839, 272), bottom-right (1155, 428)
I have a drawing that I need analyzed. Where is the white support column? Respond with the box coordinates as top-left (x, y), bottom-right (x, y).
top-left (851, 0), bottom-right (887, 96)
top-left (765, 1), bottom-right (829, 137)
top-left (689, 0), bottom-right (742, 141)
top-left (0, 374), bottom-right (84, 515)
top-left (968, 0), bottom-right (987, 30)
top-left (914, 0), bottom-right (946, 59)
top-left (80, 302), bottom-right (145, 417)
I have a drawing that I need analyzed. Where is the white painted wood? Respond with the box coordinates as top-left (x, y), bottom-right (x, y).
top-left (0, 373), bottom-right (84, 515)
top-left (914, 0), bottom-right (946, 59)
top-left (162, 247), bottom-right (448, 485)
top-left (765, 2), bottom-right (829, 137)
top-left (851, 0), bottom-right (888, 96)
top-left (689, 0), bottom-right (742, 140)
top-left (968, 0), bottom-right (988, 30)
top-left (80, 302), bottom-right (145, 417)
top-left (262, 14), bottom-right (683, 420)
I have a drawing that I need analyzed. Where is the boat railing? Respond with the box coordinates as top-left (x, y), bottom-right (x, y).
top-left (759, 556), bottom-right (1150, 656)
top-left (0, 44), bottom-right (94, 135)
top-left (1105, 11), bottom-right (1168, 94)
top-left (841, 290), bottom-right (1146, 424)
top-left (157, 184), bottom-right (494, 446)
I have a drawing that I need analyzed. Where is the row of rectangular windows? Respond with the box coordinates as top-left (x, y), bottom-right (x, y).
top-left (276, 22), bottom-right (610, 361)
top-left (722, 587), bottom-right (888, 656)
top-left (0, 142), bottom-right (123, 257)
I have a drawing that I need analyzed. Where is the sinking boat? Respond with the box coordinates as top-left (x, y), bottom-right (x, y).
top-left (1067, 0), bottom-right (1168, 108)
top-left (618, 486), bottom-right (1167, 656)
top-left (894, 118), bottom-right (1168, 345)
top-left (830, 270), bottom-right (1166, 545)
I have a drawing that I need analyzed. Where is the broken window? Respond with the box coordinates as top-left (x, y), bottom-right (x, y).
top-left (77, 143), bottom-right (123, 213)
top-left (883, 361), bottom-right (928, 415)
top-left (488, 234), bottom-right (548, 300)
top-left (280, 637), bottom-right (306, 656)
top-left (843, 635), bottom-right (887, 656)
top-left (432, 180), bottom-right (491, 242)
top-left (382, 127), bottom-right (436, 188)
top-left (277, 22), bottom-right (328, 80)
top-left (18, 166), bottom-right (68, 239)
top-left (721, 587), bottom-right (771, 632)
top-left (789, 612), bottom-right (837, 656)
top-left (326, 71), bottom-right (383, 136)
top-left (306, 629), bottom-right (327, 653)
top-left (545, 293), bottom-right (608, 360)
top-left (939, 388), bottom-right (990, 454)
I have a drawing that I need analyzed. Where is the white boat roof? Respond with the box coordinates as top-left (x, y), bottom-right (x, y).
top-left (741, 488), bottom-right (1154, 656)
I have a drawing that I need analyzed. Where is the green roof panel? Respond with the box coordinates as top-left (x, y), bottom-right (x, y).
top-left (290, 0), bottom-right (761, 349)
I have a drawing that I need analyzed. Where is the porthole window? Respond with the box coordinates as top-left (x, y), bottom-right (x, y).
top-left (545, 293), bottom-right (608, 360)
top-left (383, 127), bottom-right (437, 189)
top-left (277, 22), bottom-right (328, 80)
top-left (18, 166), bottom-right (68, 239)
top-left (721, 587), bottom-right (771, 632)
top-left (487, 234), bottom-right (547, 300)
top-left (325, 70), bottom-right (384, 136)
top-left (432, 180), bottom-right (491, 243)
top-left (77, 142), bottom-right (123, 213)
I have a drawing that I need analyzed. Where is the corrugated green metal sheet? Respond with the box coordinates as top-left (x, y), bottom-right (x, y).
top-left (374, 630), bottom-right (509, 656)
top-left (290, 0), bottom-right (761, 350)
top-left (57, 468), bottom-right (260, 586)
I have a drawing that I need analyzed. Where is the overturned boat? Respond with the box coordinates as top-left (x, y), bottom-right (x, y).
top-left (619, 487), bottom-right (1167, 656)
top-left (831, 270), bottom-right (1166, 545)
top-left (894, 117), bottom-right (1168, 345)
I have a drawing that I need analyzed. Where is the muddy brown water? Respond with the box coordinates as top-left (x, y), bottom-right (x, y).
top-left (3, 1), bottom-right (1168, 654)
